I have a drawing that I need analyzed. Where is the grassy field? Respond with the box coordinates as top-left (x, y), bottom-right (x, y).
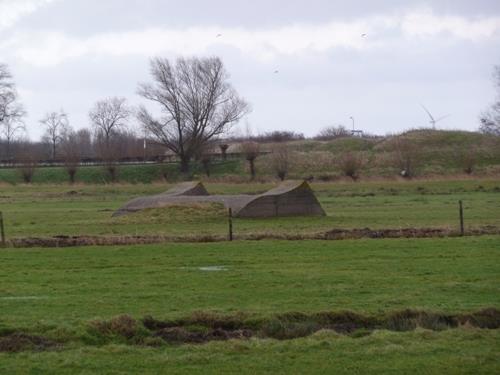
top-left (0, 237), bottom-right (499, 373)
top-left (0, 178), bottom-right (498, 239)
top-left (0, 178), bottom-right (499, 373)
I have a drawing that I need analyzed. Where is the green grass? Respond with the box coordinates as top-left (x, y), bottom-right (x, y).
top-left (1, 329), bottom-right (499, 374)
top-left (0, 178), bottom-right (498, 239)
top-left (1, 238), bottom-right (499, 325)
top-left (0, 160), bottom-right (244, 184)
top-left (0, 237), bottom-right (499, 373)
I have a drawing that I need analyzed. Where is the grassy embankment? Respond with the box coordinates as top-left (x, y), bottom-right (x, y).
top-left (1, 130), bottom-right (500, 184)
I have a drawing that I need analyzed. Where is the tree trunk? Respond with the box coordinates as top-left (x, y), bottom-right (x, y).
top-left (249, 159), bottom-right (256, 180)
top-left (180, 156), bottom-right (190, 173)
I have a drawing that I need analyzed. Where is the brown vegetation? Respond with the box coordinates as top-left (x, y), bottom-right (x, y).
top-left (338, 151), bottom-right (364, 180)
top-left (271, 143), bottom-right (289, 181)
top-left (315, 125), bottom-right (351, 140)
top-left (6, 225), bottom-right (499, 248)
top-left (241, 141), bottom-right (260, 180)
top-left (1, 308), bottom-right (498, 352)
top-left (0, 333), bottom-right (57, 353)
top-left (392, 135), bottom-right (421, 178)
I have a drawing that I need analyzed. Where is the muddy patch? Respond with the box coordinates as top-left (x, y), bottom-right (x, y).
top-left (2, 308), bottom-right (499, 352)
top-left (0, 332), bottom-right (58, 353)
top-left (155, 327), bottom-right (252, 343)
top-left (138, 308), bottom-right (500, 345)
top-left (5, 225), bottom-right (499, 248)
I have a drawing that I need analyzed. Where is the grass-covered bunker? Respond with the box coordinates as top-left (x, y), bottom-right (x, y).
top-left (113, 180), bottom-right (326, 218)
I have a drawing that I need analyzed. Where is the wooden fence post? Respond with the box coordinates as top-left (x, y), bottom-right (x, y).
top-left (228, 208), bottom-right (233, 241)
top-left (459, 200), bottom-right (464, 236)
top-left (0, 211), bottom-right (5, 247)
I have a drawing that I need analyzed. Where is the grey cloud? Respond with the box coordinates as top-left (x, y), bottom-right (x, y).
top-left (2, 0), bottom-right (500, 140)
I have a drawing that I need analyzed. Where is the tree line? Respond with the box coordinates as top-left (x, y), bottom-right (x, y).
top-left (1, 58), bottom-right (499, 183)
top-left (1, 57), bottom-right (249, 174)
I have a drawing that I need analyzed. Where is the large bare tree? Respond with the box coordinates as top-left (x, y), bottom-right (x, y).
top-left (0, 116), bottom-right (25, 160)
top-left (0, 63), bottom-right (25, 159)
top-left (89, 97), bottom-right (131, 182)
top-left (479, 65), bottom-right (500, 136)
top-left (40, 110), bottom-right (69, 160)
top-left (137, 57), bottom-right (249, 172)
top-left (89, 97), bottom-right (130, 147)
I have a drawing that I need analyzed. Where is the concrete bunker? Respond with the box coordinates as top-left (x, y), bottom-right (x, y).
top-left (113, 180), bottom-right (325, 218)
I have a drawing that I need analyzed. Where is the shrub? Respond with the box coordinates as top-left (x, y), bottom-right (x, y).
top-left (392, 136), bottom-right (421, 178)
top-left (89, 314), bottom-right (139, 339)
top-left (271, 144), bottom-right (289, 181)
top-left (338, 152), bottom-right (363, 180)
top-left (315, 125), bottom-right (351, 140)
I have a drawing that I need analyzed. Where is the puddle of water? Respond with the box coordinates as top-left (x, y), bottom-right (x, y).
top-left (0, 296), bottom-right (49, 300)
top-left (198, 266), bottom-right (228, 272)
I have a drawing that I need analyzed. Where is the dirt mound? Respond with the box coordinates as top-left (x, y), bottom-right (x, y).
top-left (6, 225), bottom-right (500, 248)
top-left (155, 327), bottom-right (252, 344)
top-left (2, 308), bottom-right (499, 351)
top-left (0, 332), bottom-right (57, 353)
top-left (323, 227), bottom-right (449, 239)
top-left (141, 308), bottom-right (500, 344)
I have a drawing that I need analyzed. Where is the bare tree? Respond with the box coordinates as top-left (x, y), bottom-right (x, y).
top-left (16, 140), bottom-right (38, 183)
top-left (137, 56), bottom-right (249, 173)
top-left (60, 130), bottom-right (81, 183)
top-left (479, 65), bottom-right (500, 136)
top-left (241, 141), bottom-right (260, 180)
top-left (74, 128), bottom-right (93, 160)
top-left (479, 106), bottom-right (500, 136)
top-left (40, 110), bottom-right (69, 160)
top-left (0, 116), bottom-right (25, 161)
top-left (219, 143), bottom-right (229, 160)
top-left (201, 153), bottom-right (212, 177)
top-left (94, 131), bottom-right (120, 182)
top-left (271, 143), bottom-right (289, 181)
top-left (0, 63), bottom-right (25, 159)
top-left (89, 97), bottom-right (130, 148)
top-left (89, 97), bottom-right (130, 182)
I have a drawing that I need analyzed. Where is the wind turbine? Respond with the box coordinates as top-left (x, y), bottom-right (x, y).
top-left (420, 104), bottom-right (450, 129)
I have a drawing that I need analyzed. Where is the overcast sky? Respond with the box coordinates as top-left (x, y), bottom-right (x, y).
top-left (1, 0), bottom-right (500, 139)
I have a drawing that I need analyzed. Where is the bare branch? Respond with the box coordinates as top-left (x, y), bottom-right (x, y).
top-left (0, 63), bottom-right (26, 159)
top-left (137, 56), bottom-right (250, 172)
top-left (40, 109), bottom-right (69, 159)
top-left (89, 97), bottom-right (131, 146)
top-left (479, 65), bottom-right (500, 136)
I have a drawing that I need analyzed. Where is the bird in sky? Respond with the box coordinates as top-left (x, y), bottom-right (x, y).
top-left (361, 33), bottom-right (367, 37)
top-left (216, 33), bottom-right (222, 38)
top-left (274, 70), bottom-right (279, 74)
